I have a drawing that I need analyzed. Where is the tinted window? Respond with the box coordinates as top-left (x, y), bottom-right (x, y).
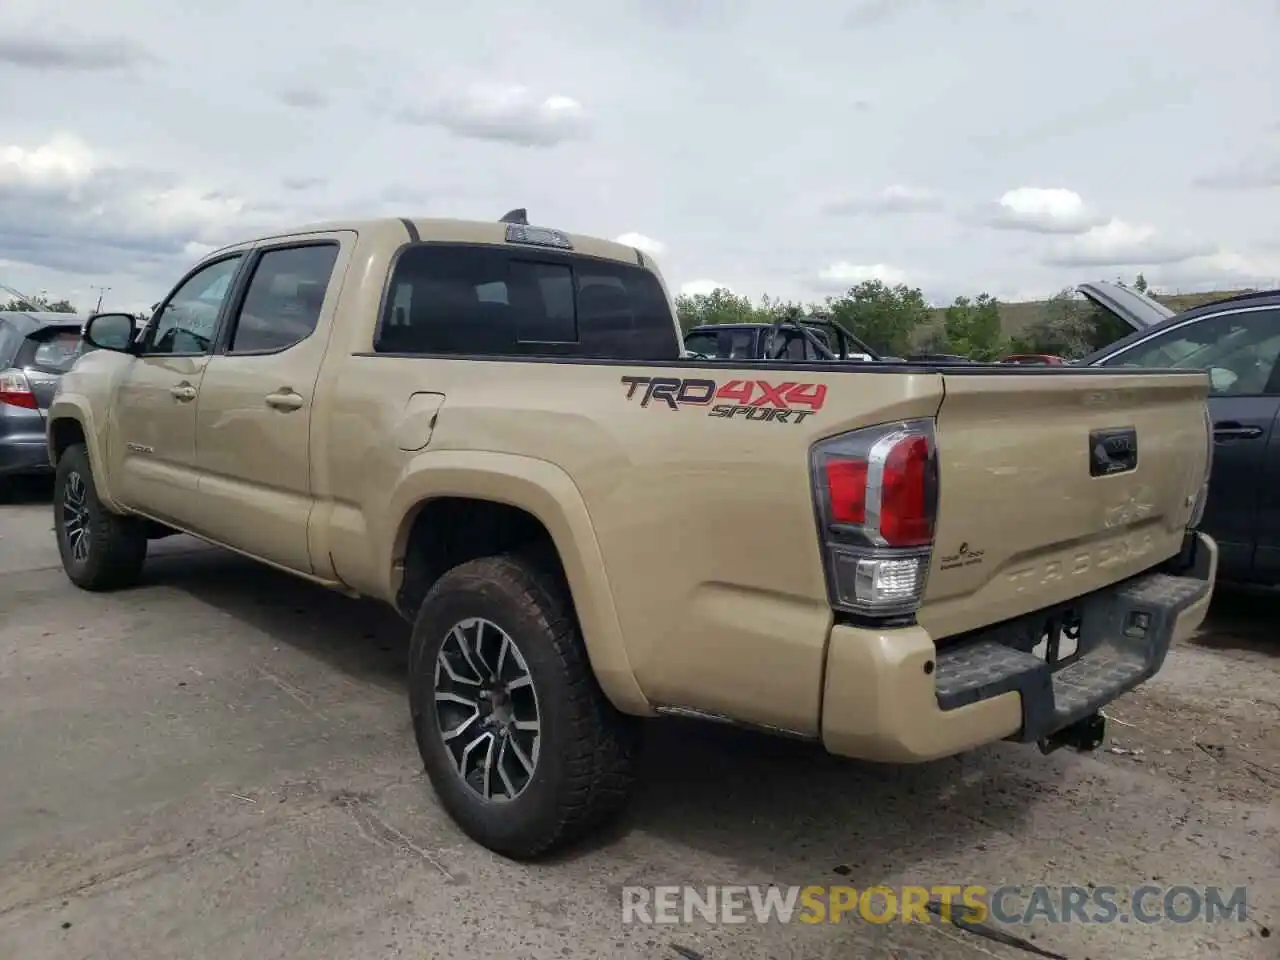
top-left (376, 244), bottom-right (679, 360)
top-left (17, 329), bottom-right (83, 373)
top-left (147, 256), bottom-right (243, 355)
top-left (229, 244), bottom-right (339, 353)
top-left (803, 327), bottom-right (833, 361)
top-left (683, 331), bottom-right (719, 355)
top-left (1102, 308), bottom-right (1280, 396)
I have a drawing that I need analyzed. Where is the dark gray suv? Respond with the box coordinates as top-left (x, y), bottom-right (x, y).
top-left (0, 310), bottom-right (85, 494)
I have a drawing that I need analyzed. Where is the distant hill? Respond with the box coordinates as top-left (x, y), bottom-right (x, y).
top-left (927, 289), bottom-right (1258, 335)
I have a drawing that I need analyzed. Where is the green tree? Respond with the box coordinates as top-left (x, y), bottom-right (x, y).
top-left (1133, 273), bottom-right (1148, 293)
top-left (673, 288), bottom-right (764, 332)
top-left (826, 280), bottom-right (931, 357)
top-left (1010, 288), bottom-right (1129, 359)
top-left (0, 296), bottom-right (76, 313)
top-left (943, 293), bottom-right (1005, 360)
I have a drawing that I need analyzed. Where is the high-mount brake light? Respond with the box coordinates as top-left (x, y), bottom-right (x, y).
top-left (504, 223), bottom-right (573, 250)
top-left (810, 419), bottom-right (939, 619)
top-left (499, 207), bottom-right (574, 250)
top-left (0, 368), bottom-right (38, 409)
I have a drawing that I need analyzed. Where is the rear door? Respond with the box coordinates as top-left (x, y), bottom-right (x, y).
top-left (1095, 304), bottom-right (1280, 578)
top-left (192, 233), bottom-right (351, 574)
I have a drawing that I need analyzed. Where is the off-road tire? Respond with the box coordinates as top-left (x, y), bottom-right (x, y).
top-left (53, 443), bottom-right (148, 591)
top-left (408, 551), bottom-right (641, 859)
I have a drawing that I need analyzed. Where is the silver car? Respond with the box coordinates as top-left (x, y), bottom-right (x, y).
top-left (0, 310), bottom-right (85, 494)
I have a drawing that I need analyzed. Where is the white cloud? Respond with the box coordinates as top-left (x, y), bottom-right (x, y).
top-left (1, 134), bottom-right (96, 189)
top-left (398, 82), bottom-right (589, 147)
top-left (679, 279), bottom-right (733, 296)
top-left (1044, 219), bottom-right (1213, 268)
top-left (614, 232), bottom-right (666, 257)
top-left (1149, 250), bottom-right (1280, 292)
top-left (817, 262), bottom-right (910, 287)
top-left (0, 133), bottom-right (253, 278)
top-left (823, 185), bottom-right (945, 215)
top-left (982, 187), bottom-right (1106, 235)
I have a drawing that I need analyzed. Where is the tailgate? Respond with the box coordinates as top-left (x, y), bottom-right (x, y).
top-left (918, 369), bottom-right (1209, 639)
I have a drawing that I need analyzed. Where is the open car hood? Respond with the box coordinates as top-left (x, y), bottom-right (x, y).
top-left (1076, 281), bottom-right (1174, 332)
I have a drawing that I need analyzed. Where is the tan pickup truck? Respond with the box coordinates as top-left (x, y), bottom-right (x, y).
top-left (48, 213), bottom-right (1217, 859)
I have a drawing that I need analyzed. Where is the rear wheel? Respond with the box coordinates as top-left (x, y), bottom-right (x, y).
top-left (407, 552), bottom-right (640, 859)
top-left (53, 444), bottom-right (147, 591)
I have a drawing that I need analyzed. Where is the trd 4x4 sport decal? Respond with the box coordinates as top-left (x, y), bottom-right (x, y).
top-left (620, 375), bottom-right (826, 423)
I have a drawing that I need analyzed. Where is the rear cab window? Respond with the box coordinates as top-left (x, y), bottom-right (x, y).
top-left (375, 244), bottom-right (680, 361)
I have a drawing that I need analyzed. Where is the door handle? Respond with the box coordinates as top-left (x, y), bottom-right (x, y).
top-left (169, 382), bottom-right (197, 402)
top-left (265, 389), bottom-right (304, 412)
top-left (1212, 421), bottom-right (1264, 441)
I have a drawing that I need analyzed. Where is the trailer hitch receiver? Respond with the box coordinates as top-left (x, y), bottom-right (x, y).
top-left (1037, 712), bottom-right (1107, 755)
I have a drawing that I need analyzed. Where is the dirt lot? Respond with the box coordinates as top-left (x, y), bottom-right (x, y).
top-left (1, 480), bottom-right (1277, 960)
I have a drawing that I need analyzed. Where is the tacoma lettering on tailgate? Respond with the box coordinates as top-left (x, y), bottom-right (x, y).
top-left (620, 376), bottom-right (827, 424)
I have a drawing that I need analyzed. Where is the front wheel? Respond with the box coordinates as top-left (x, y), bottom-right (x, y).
top-left (408, 552), bottom-right (641, 859)
top-left (53, 444), bottom-right (148, 591)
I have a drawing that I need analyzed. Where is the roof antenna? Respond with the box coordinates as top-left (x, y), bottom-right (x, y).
top-left (499, 208), bottom-right (529, 225)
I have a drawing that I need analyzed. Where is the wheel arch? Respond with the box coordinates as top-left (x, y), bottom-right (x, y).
top-left (47, 399), bottom-right (122, 510)
top-left (384, 451), bottom-right (651, 716)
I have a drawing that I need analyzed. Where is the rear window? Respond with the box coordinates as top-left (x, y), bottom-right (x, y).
top-left (683, 331), bottom-right (719, 355)
top-left (15, 328), bottom-right (83, 373)
top-left (375, 244), bottom-right (680, 361)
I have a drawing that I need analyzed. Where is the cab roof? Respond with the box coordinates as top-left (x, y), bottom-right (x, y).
top-left (208, 215), bottom-right (650, 268)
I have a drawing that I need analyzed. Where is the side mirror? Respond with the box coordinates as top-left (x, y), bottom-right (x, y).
top-left (83, 312), bottom-right (140, 353)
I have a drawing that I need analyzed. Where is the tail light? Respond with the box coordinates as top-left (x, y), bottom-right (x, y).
top-left (1188, 406), bottom-right (1213, 530)
top-left (810, 419), bottom-right (938, 619)
top-left (0, 369), bottom-right (38, 409)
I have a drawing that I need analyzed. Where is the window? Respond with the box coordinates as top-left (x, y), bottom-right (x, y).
top-left (683, 331), bottom-right (719, 356)
top-left (228, 244), bottom-right (339, 353)
top-left (375, 244), bottom-right (680, 361)
top-left (17, 329), bottom-right (83, 373)
top-left (724, 330), bottom-right (756, 359)
top-left (1102, 308), bottom-right (1280, 396)
top-left (146, 256), bottom-right (243, 355)
top-left (804, 328), bottom-right (833, 361)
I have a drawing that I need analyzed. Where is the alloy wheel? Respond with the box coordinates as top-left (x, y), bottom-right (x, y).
top-left (433, 617), bottom-right (541, 802)
top-left (62, 471), bottom-right (91, 564)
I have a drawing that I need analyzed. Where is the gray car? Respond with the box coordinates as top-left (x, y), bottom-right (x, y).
top-left (0, 310), bottom-right (85, 493)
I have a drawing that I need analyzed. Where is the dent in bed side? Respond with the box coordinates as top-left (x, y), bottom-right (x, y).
top-left (327, 448), bottom-right (653, 717)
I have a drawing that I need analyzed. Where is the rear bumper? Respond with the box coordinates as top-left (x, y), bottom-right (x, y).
top-left (821, 531), bottom-right (1217, 762)
top-left (0, 437), bottom-right (52, 476)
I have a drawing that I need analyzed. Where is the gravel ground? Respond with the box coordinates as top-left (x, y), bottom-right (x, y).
top-left (1, 478), bottom-right (1277, 960)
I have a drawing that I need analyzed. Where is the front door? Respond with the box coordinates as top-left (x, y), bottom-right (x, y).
top-left (110, 254), bottom-right (246, 527)
top-left (1099, 304), bottom-right (1280, 578)
top-left (191, 236), bottom-right (349, 574)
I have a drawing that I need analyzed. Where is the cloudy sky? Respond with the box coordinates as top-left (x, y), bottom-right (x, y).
top-left (1, 0), bottom-right (1278, 314)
